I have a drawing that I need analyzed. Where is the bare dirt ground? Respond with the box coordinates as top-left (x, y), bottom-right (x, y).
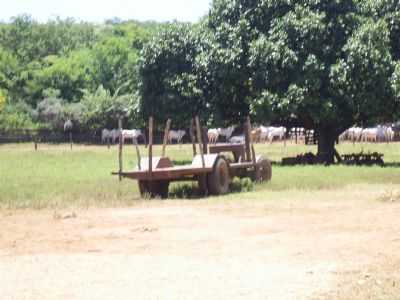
top-left (1, 192), bottom-right (400, 300)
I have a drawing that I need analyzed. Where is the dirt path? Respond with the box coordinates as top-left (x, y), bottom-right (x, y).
top-left (1, 198), bottom-right (399, 299)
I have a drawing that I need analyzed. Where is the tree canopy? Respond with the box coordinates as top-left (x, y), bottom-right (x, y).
top-left (1, 2), bottom-right (399, 163)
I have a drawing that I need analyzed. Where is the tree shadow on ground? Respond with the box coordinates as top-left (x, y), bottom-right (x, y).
top-left (383, 162), bottom-right (400, 168)
top-left (272, 161), bottom-right (400, 168)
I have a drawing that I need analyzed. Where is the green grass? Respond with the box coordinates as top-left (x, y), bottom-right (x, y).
top-left (0, 142), bottom-right (399, 209)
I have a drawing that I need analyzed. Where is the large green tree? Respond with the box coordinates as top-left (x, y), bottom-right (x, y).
top-left (139, 23), bottom-right (211, 128)
top-left (208, 0), bottom-right (399, 163)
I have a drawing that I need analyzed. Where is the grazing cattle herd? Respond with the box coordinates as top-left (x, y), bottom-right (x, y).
top-left (207, 126), bottom-right (236, 144)
top-left (101, 124), bottom-right (398, 146)
top-left (340, 125), bottom-right (395, 143)
top-left (101, 129), bottom-right (145, 144)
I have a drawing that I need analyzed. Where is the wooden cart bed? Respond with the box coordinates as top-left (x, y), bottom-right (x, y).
top-left (114, 154), bottom-right (218, 181)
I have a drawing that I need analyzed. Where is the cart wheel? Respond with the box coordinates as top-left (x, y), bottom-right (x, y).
top-left (256, 158), bottom-right (272, 182)
top-left (138, 180), bottom-right (169, 199)
top-left (208, 157), bottom-right (231, 195)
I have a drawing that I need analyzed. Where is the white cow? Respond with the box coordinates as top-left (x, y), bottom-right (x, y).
top-left (168, 130), bottom-right (186, 144)
top-left (208, 126), bottom-right (235, 144)
top-left (218, 126), bottom-right (235, 141)
top-left (121, 129), bottom-right (145, 144)
top-left (361, 128), bottom-right (378, 143)
top-left (385, 126), bottom-right (394, 142)
top-left (346, 127), bottom-right (363, 142)
top-left (111, 129), bottom-right (120, 144)
top-left (259, 126), bottom-right (270, 143)
top-left (267, 126), bottom-right (286, 143)
top-left (207, 128), bottom-right (219, 144)
top-left (257, 126), bottom-right (286, 143)
top-left (101, 129), bottom-right (113, 144)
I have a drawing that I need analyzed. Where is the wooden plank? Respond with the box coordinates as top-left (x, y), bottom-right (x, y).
top-left (139, 157), bottom-right (173, 171)
top-left (209, 143), bottom-right (246, 162)
top-left (162, 119), bottom-right (171, 157)
top-left (229, 162), bottom-right (256, 169)
top-left (148, 117), bottom-right (153, 179)
top-left (209, 143), bottom-right (245, 152)
top-left (118, 118), bottom-right (123, 181)
top-left (195, 116), bottom-right (206, 168)
top-left (116, 166), bottom-right (212, 181)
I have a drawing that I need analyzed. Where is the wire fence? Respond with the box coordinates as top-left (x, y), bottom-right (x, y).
top-left (0, 129), bottom-right (187, 145)
top-left (1, 127), bottom-right (399, 145)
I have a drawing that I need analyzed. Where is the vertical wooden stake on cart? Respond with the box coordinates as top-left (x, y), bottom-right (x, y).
top-left (135, 141), bottom-right (141, 171)
top-left (190, 118), bottom-right (197, 157)
top-left (244, 117), bottom-right (252, 162)
top-left (195, 116), bottom-right (207, 195)
top-left (202, 127), bottom-right (209, 154)
top-left (246, 117), bottom-right (260, 181)
top-left (195, 116), bottom-right (205, 168)
top-left (148, 117), bottom-right (154, 179)
top-left (162, 119), bottom-right (171, 157)
top-left (118, 118), bottom-right (123, 181)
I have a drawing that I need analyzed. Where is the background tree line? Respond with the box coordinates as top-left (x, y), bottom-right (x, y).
top-left (0, 15), bottom-right (159, 131)
top-left (1, 0), bottom-right (400, 163)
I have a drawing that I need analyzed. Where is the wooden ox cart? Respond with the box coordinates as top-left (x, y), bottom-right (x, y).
top-left (113, 117), bottom-right (272, 198)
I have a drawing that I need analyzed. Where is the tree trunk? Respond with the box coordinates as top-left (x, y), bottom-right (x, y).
top-left (317, 128), bottom-right (338, 165)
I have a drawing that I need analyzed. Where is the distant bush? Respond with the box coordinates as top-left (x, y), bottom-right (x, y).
top-left (35, 96), bottom-right (66, 130)
top-left (81, 85), bottom-right (140, 130)
top-left (0, 101), bottom-right (39, 130)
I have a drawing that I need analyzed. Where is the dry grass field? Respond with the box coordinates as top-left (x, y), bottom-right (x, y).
top-left (0, 142), bottom-right (399, 299)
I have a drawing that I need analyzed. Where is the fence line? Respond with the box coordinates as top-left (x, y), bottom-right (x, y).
top-left (0, 129), bottom-right (176, 145)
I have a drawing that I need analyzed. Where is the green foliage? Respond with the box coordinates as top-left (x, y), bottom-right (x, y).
top-left (0, 15), bottom-right (97, 63)
top-left (0, 17), bottom-right (155, 130)
top-left (199, 0), bottom-right (399, 162)
top-left (0, 101), bottom-right (37, 130)
top-left (331, 19), bottom-right (396, 125)
top-left (91, 36), bottom-right (139, 94)
top-left (35, 96), bottom-right (66, 129)
top-left (81, 85), bottom-right (139, 130)
top-left (0, 6), bottom-right (399, 147)
top-left (33, 49), bottom-right (95, 102)
top-left (0, 47), bottom-right (19, 94)
top-left (0, 89), bottom-right (5, 112)
top-left (139, 23), bottom-right (211, 128)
